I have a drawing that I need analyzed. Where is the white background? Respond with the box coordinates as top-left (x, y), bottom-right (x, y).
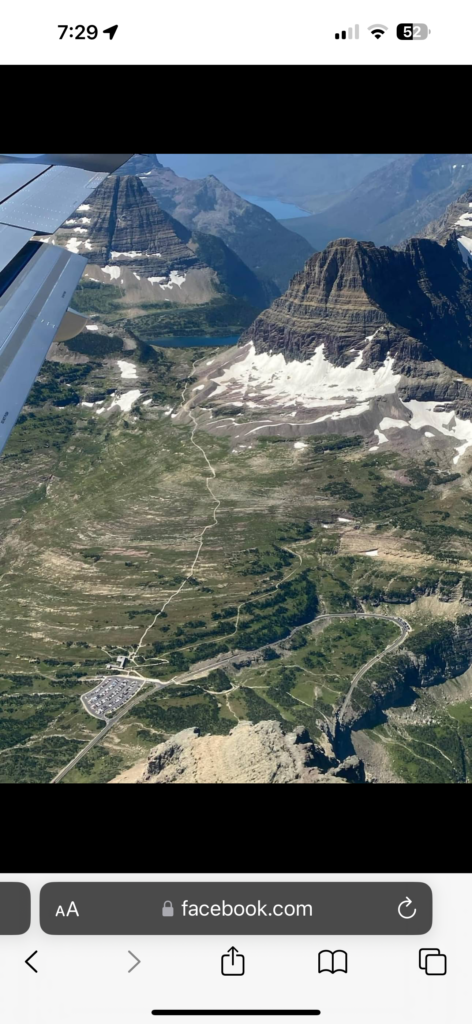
top-left (0, 0), bottom-right (471, 63)
top-left (0, 873), bottom-right (467, 1023)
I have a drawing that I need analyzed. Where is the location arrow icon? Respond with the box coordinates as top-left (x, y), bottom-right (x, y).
top-left (128, 950), bottom-right (141, 972)
top-left (25, 951), bottom-right (38, 972)
top-left (103, 24), bottom-right (118, 39)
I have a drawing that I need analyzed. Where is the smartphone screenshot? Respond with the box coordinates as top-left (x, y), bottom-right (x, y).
top-left (0, 151), bottom-right (471, 787)
top-left (0, 872), bottom-right (467, 1023)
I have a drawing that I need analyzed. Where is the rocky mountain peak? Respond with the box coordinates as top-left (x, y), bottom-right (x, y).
top-left (411, 187), bottom-right (472, 267)
top-left (117, 153), bottom-right (164, 175)
top-left (241, 232), bottom-right (472, 376)
top-left (51, 174), bottom-right (197, 278)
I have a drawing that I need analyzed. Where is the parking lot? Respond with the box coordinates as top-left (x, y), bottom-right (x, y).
top-left (82, 676), bottom-right (143, 719)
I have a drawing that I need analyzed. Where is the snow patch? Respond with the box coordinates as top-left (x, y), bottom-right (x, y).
top-left (133, 273), bottom-right (141, 280)
top-left (294, 441), bottom-right (308, 449)
top-left (117, 361), bottom-right (137, 379)
top-left (86, 325), bottom-right (99, 332)
top-left (457, 235), bottom-right (472, 266)
top-left (424, 431), bottom-right (434, 437)
top-left (102, 266), bottom-right (121, 280)
top-left (379, 417), bottom-right (409, 430)
top-left (109, 390), bottom-right (141, 413)
top-left (402, 399), bottom-right (472, 465)
top-left (364, 550), bottom-right (378, 557)
top-left (455, 213), bottom-right (472, 228)
top-left (77, 204), bottom-right (91, 211)
top-left (159, 271), bottom-right (186, 290)
top-left (65, 238), bottom-right (82, 254)
top-left (193, 385), bottom-right (205, 391)
top-left (111, 251), bottom-right (142, 259)
top-left (143, 399), bottom-right (152, 405)
top-left (338, 518), bottom-right (353, 523)
top-left (374, 429), bottom-right (388, 445)
top-left (147, 277), bottom-right (166, 285)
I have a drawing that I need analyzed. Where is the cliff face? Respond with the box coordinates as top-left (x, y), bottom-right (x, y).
top-left (108, 721), bottom-right (364, 784)
top-left (241, 236), bottom-right (472, 377)
top-left (341, 615), bottom-right (472, 733)
top-left (52, 175), bottom-right (203, 278)
top-left (410, 187), bottom-right (472, 267)
top-left (50, 175), bottom-right (269, 309)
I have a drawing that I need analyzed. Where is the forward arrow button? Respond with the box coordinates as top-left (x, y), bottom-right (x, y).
top-left (128, 951), bottom-right (141, 973)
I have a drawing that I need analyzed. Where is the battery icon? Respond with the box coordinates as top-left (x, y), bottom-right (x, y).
top-left (396, 23), bottom-right (431, 38)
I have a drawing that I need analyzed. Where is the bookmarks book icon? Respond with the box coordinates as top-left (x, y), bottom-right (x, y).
top-left (318, 950), bottom-right (348, 973)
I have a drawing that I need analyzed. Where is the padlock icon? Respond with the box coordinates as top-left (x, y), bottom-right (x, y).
top-left (162, 900), bottom-right (174, 917)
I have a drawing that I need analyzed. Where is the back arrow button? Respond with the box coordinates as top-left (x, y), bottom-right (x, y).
top-left (25, 951), bottom-right (38, 973)
top-left (128, 951), bottom-right (141, 972)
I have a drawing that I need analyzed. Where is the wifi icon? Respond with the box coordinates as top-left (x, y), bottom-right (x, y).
top-left (368, 23), bottom-right (388, 37)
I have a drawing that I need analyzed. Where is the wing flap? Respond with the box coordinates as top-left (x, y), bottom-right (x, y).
top-left (0, 162), bottom-right (51, 203)
top-left (0, 243), bottom-right (86, 455)
top-left (0, 153), bottom-right (134, 173)
top-left (0, 224), bottom-right (34, 273)
top-left (0, 165), bottom-right (107, 234)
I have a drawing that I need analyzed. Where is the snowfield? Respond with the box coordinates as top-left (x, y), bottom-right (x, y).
top-left (210, 341), bottom-right (401, 410)
top-left (203, 340), bottom-right (472, 467)
top-left (402, 400), bottom-right (472, 465)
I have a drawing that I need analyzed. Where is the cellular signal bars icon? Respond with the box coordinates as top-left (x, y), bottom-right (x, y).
top-left (335, 24), bottom-right (359, 38)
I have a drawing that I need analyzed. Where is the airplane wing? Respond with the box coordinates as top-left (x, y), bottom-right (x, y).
top-left (0, 153), bottom-right (134, 456)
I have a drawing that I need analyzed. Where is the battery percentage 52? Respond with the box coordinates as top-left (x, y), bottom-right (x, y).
top-left (396, 23), bottom-right (431, 38)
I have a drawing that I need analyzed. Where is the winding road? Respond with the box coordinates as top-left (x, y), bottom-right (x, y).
top-left (50, 610), bottom-right (411, 783)
top-left (337, 614), bottom-right (411, 724)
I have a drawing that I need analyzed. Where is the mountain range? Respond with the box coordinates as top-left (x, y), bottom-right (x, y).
top-left (184, 209), bottom-right (472, 470)
top-left (119, 155), bottom-right (314, 296)
top-left (155, 153), bottom-right (401, 211)
top-left (281, 154), bottom-right (472, 251)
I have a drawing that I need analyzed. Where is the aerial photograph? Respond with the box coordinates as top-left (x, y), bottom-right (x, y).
top-left (1, 151), bottom-right (472, 785)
